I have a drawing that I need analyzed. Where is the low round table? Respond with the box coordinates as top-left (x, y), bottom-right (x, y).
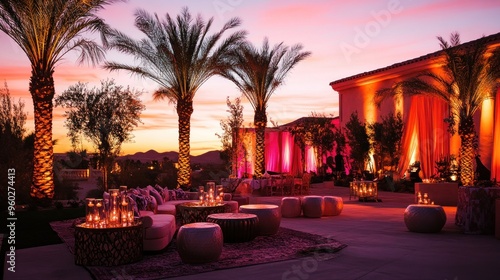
top-left (177, 202), bottom-right (226, 225)
top-left (239, 204), bottom-right (281, 235)
top-left (206, 213), bottom-right (259, 242)
top-left (74, 221), bottom-right (143, 266)
top-left (404, 204), bottom-right (447, 233)
top-left (177, 222), bottom-right (223, 264)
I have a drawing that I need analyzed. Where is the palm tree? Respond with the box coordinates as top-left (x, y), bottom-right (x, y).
top-left (0, 0), bottom-right (120, 200)
top-left (104, 7), bottom-right (246, 188)
top-left (375, 33), bottom-right (500, 186)
top-left (221, 38), bottom-right (311, 178)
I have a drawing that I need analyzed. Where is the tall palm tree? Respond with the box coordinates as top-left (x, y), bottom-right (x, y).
top-left (0, 0), bottom-right (120, 200)
top-left (375, 33), bottom-right (500, 186)
top-left (221, 38), bottom-right (311, 178)
top-left (104, 7), bottom-right (246, 188)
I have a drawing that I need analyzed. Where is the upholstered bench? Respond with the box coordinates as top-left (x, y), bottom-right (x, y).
top-left (404, 204), bottom-right (447, 233)
top-left (176, 222), bottom-right (223, 263)
top-left (281, 197), bottom-right (302, 218)
top-left (239, 204), bottom-right (281, 235)
top-left (323, 196), bottom-right (343, 216)
top-left (139, 211), bottom-right (176, 251)
top-left (301, 196), bottom-right (324, 218)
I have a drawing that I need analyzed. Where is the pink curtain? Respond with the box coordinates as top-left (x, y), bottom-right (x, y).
top-left (235, 117), bottom-right (341, 177)
top-left (264, 130), bottom-right (304, 176)
top-left (492, 89), bottom-right (500, 180)
top-left (265, 130), bottom-right (280, 173)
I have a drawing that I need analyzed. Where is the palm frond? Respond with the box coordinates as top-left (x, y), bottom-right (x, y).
top-left (104, 6), bottom-right (245, 104)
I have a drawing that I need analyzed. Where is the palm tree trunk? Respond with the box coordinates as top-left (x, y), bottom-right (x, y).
top-left (254, 109), bottom-right (267, 178)
top-left (459, 132), bottom-right (475, 186)
top-left (29, 71), bottom-right (55, 200)
top-left (177, 100), bottom-right (193, 188)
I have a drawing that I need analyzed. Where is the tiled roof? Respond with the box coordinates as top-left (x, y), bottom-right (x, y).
top-left (277, 116), bottom-right (338, 128)
top-left (329, 32), bottom-right (500, 86)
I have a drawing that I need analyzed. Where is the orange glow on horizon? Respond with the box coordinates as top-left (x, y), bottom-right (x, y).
top-left (2, 0), bottom-right (500, 156)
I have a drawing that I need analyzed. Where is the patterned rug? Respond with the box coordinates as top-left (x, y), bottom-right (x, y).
top-left (50, 219), bottom-right (347, 280)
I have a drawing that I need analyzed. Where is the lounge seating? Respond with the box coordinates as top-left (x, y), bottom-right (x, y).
top-left (404, 204), bottom-right (447, 233)
top-left (281, 197), bottom-right (302, 218)
top-left (323, 196), bottom-right (343, 216)
top-left (177, 222), bottom-right (223, 263)
top-left (124, 185), bottom-right (237, 251)
top-left (139, 211), bottom-right (176, 251)
top-left (301, 195), bottom-right (324, 218)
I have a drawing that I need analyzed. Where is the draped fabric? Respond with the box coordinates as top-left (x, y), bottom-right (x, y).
top-left (398, 95), bottom-right (450, 179)
top-left (492, 89), bottom-right (500, 180)
top-left (236, 118), bottom-right (339, 178)
top-left (237, 129), bottom-right (306, 177)
top-left (265, 130), bottom-right (280, 173)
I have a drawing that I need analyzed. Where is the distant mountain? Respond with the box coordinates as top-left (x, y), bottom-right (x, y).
top-left (118, 149), bottom-right (224, 165)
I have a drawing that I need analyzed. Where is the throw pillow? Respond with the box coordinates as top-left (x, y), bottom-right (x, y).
top-left (168, 189), bottom-right (177, 201)
top-left (147, 185), bottom-right (163, 205)
top-left (174, 188), bottom-right (190, 200)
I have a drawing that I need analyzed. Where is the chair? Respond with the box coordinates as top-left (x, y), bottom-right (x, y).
top-left (260, 178), bottom-right (273, 196)
top-left (295, 173), bottom-right (312, 195)
top-left (301, 173), bottom-right (312, 195)
top-left (271, 175), bottom-right (284, 196)
top-left (282, 174), bottom-right (295, 195)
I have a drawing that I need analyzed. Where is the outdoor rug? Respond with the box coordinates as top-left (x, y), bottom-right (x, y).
top-left (50, 219), bottom-right (347, 280)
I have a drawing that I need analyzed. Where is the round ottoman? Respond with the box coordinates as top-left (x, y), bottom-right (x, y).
top-left (207, 213), bottom-right (259, 242)
top-left (239, 204), bottom-right (281, 235)
top-left (176, 222), bottom-right (223, 263)
top-left (404, 204), bottom-right (447, 233)
top-left (323, 196), bottom-right (343, 216)
top-left (301, 196), bottom-right (324, 218)
top-left (281, 197), bottom-right (302, 218)
top-left (223, 201), bottom-right (239, 213)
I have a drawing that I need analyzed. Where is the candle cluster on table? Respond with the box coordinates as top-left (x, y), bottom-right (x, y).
top-left (84, 186), bottom-right (135, 228)
top-left (350, 181), bottom-right (377, 198)
top-left (417, 192), bottom-right (434, 205)
top-left (198, 183), bottom-right (224, 206)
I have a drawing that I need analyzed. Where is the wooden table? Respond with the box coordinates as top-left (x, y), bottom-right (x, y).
top-left (414, 182), bottom-right (458, 206)
top-left (74, 221), bottom-right (143, 266)
top-left (239, 204), bottom-right (281, 235)
top-left (177, 202), bottom-right (226, 225)
top-left (206, 213), bottom-right (259, 242)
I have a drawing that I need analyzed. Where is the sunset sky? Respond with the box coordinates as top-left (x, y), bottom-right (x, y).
top-left (1, 0), bottom-right (500, 156)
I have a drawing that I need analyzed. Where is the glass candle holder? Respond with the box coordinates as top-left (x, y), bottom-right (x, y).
top-left (108, 189), bottom-right (121, 226)
top-left (94, 199), bottom-right (105, 228)
top-left (120, 195), bottom-right (133, 226)
top-left (217, 185), bottom-right (224, 203)
top-left (85, 198), bottom-right (95, 226)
